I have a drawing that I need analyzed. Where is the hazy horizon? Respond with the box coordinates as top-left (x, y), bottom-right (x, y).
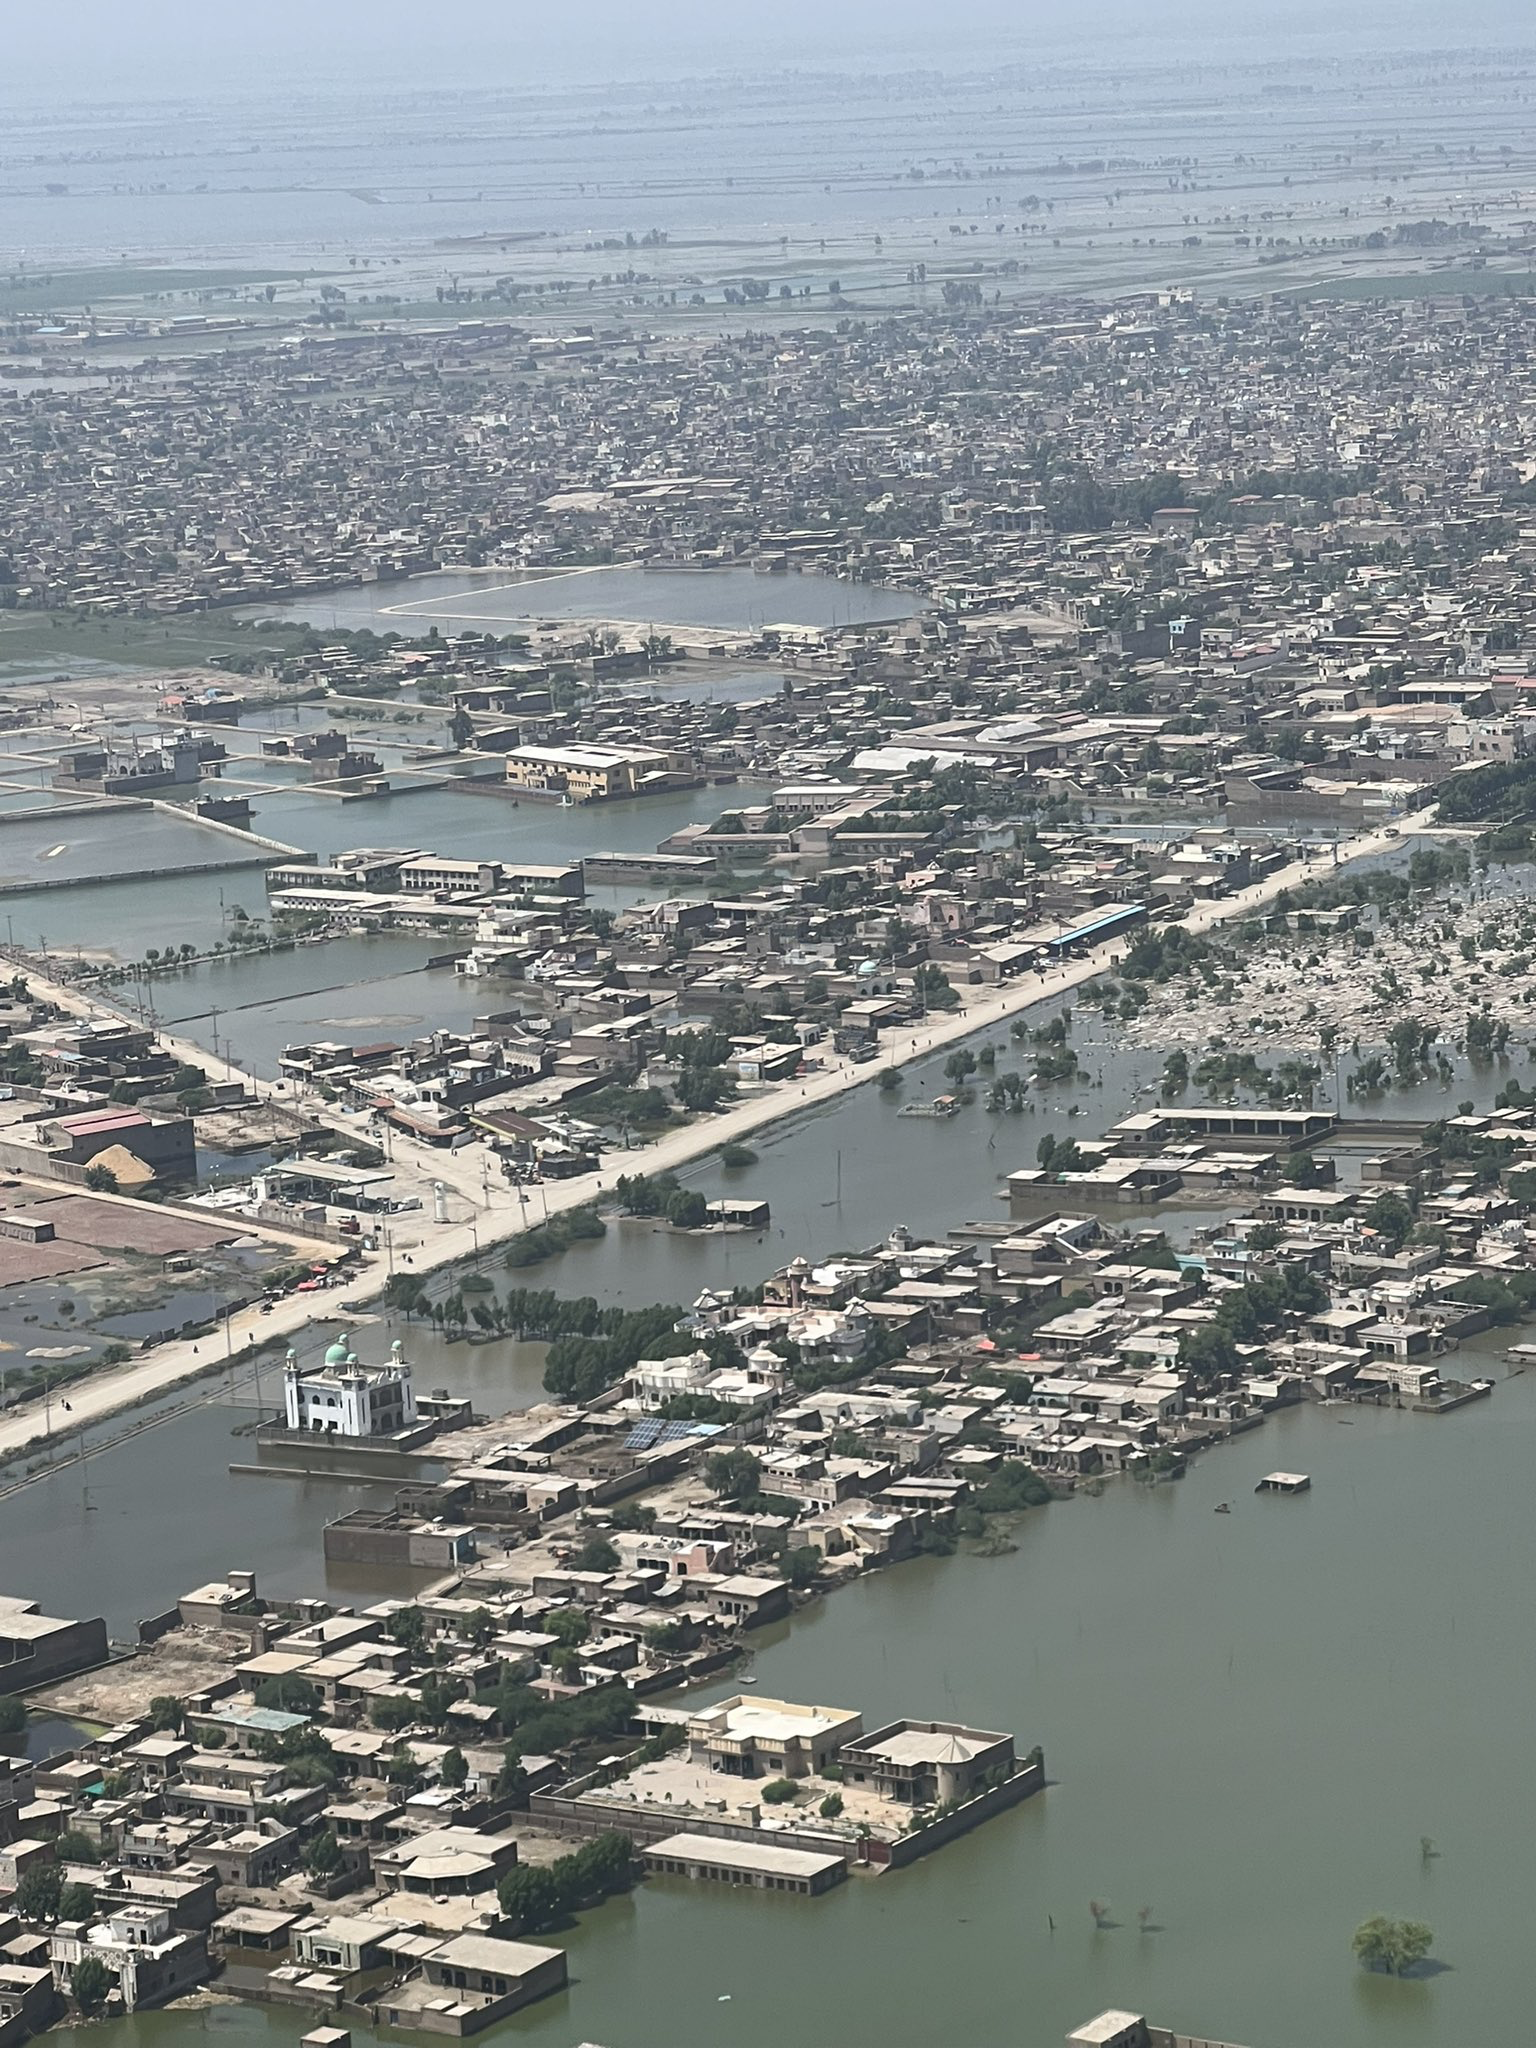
top-left (11, 0), bottom-right (1536, 100)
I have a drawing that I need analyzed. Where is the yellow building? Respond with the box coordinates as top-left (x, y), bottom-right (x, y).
top-left (504, 743), bottom-right (689, 801)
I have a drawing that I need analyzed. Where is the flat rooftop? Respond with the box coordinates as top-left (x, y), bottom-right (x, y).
top-left (689, 1694), bottom-right (860, 1746)
top-left (429, 1933), bottom-right (564, 1978)
top-left (649, 1833), bottom-right (845, 1880)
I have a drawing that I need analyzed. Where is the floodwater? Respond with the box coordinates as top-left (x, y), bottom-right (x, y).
top-left (5, 965), bottom-right (1527, 1614)
top-left (0, 1317), bottom-right (553, 1640)
top-left (251, 566), bottom-right (922, 638)
top-left (0, 807), bottom-right (256, 888)
top-left (5, 826), bottom-right (1535, 2039)
top-left (0, 774), bottom-right (769, 971)
top-left (152, 939), bottom-right (484, 1075)
top-left (65, 1370), bottom-right (1536, 2048)
top-left (241, 772), bottom-right (771, 868)
top-left (5, 26), bottom-right (1535, 319)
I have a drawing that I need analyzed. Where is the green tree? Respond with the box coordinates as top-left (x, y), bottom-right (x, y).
top-left (1178, 1323), bottom-right (1240, 1379)
top-left (386, 1606), bottom-right (428, 1652)
top-left (1283, 1152), bottom-right (1330, 1189)
top-left (384, 1748), bottom-right (423, 1792)
top-left (440, 1746), bottom-right (468, 1789)
top-left (59, 1882), bottom-right (97, 1924)
top-left (304, 1829), bottom-right (343, 1880)
top-left (545, 1607), bottom-right (590, 1648)
top-left (704, 1447), bottom-right (762, 1500)
top-left (383, 1273), bottom-right (431, 1317)
top-left (573, 1533), bottom-right (620, 1573)
top-left (760, 1778), bottom-right (798, 1804)
top-left (778, 1546), bottom-right (822, 1589)
top-left (1365, 1190), bottom-right (1415, 1253)
top-left (14, 1863), bottom-right (63, 1921)
top-left (0, 1695), bottom-right (25, 1737)
top-left (496, 1863), bottom-right (564, 1932)
top-left (609, 1501), bottom-right (657, 1532)
top-left (370, 1696), bottom-right (417, 1732)
top-left (418, 1674), bottom-right (464, 1727)
top-left (495, 1747), bottom-right (529, 1804)
top-left (463, 1607), bottom-right (497, 1649)
top-left (71, 1954), bottom-right (112, 2016)
top-left (665, 1187), bottom-right (710, 1229)
top-left (1352, 1916), bottom-right (1434, 1976)
top-left (55, 1830), bottom-right (99, 1865)
top-left (147, 1695), bottom-right (185, 1733)
top-left (283, 1752), bottom-right (339, 1789)
top-left (253, 1675), bottom-right (321, 1716)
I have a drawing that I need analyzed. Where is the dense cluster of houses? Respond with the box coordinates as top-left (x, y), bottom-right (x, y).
top-left (0, 1087), bottom-right (1527, 2035)
top-left (0, 1548), bottom-right (1031, 2038)
top-left (6, 291), bottom-right (1536, 687)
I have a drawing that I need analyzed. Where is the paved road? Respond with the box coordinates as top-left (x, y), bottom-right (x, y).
top-left (0, 815), bottom-right (1415, 1462)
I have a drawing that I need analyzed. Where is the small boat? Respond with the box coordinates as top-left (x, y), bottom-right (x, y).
top-left (1213, 1502), bottom-right (1231, 1514)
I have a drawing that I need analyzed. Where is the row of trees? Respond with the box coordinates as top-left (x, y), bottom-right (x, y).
top-left (497, 1831), bottom-right (638, 1933)
top-left (614, 1172), bottom-right (709, 1228)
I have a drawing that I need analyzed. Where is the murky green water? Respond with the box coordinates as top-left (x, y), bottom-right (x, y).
top-left (73, 1375), bottom-right (1536, 2048)
top-left (12, 844), bottom-right (1536, 2047)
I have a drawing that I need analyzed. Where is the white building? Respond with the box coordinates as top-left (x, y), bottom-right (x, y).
top-left (51, 1906), bottom-right (209, 2012)
top-left (283, 1336), bottom-right (417, 1437)
top-left (631, 1349), bottom-right (714, 1412)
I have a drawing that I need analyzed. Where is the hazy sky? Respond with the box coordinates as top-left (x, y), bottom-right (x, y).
top-left (11, 0), bottom-right (1536, 97)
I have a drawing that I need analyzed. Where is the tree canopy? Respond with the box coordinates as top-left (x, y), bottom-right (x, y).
top-left (1352, 1916), bottom-right (1433, 1976)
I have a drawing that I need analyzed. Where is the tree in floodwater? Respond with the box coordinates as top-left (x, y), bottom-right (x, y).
top-left (1352, 1917), bottom-right (1434, 1976)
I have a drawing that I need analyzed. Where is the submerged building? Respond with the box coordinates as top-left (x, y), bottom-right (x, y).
top-left (282, 1336), bottom-right (417, 1438)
